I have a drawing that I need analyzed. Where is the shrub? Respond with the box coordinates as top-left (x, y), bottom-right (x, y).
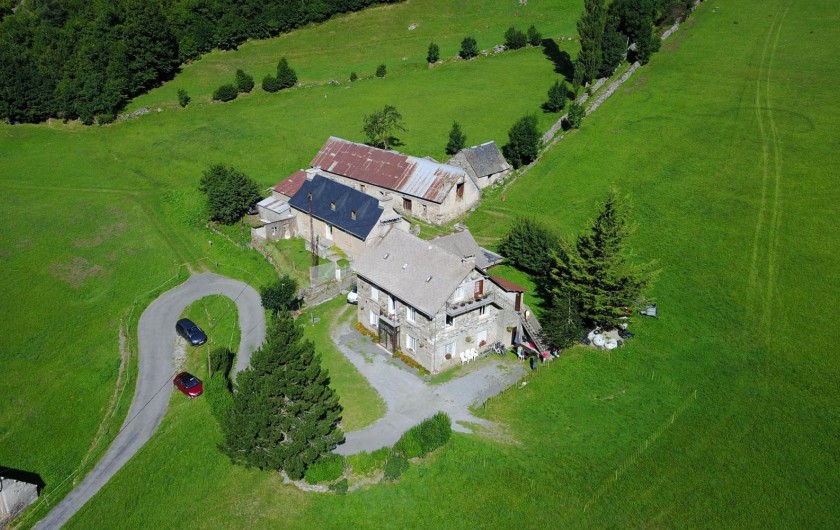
top-left (355, 321), bottom-right (379, 342)
top-left (427, 42), bottom-right (440, 64)
top-left (209, 347), bottom-right (234, 379)
top-left (459, 36), bottom-right (478, 59)
top-left (328, 478), bottom-right (349, 495)
top-left (527, 24), bottom-right (542, 46)
top-left (212, 84), bottom-right (238, 102)
top-left (261, 274), bottom-right (299, 313)
top-left (383, 453), bottom-right (409, 481)
top-left (419, 412), bottom-right (451, 455)
top-left (393, 350), bottom-right (429, 375)
top-left (205, 373), bottom-right (233, 422)
top-left (304, 453), bottom-right (345, 484)
top-left (235, 69), bottom-right (254, 93)
top-left (504, 27), bottom-right (527, 50)
top-left (96, 113), bottom-right (116, 125)
top-left (567, 102), bottom-right (586, 129)
top-left (177, 88), bottom-right (190, 107)
top-left (349, 71), bottom-right (358, 82)
top-left (394, 426), bottom-right (423, 459)
top-left (262, 75), bottom-right (280, 93)
top-left (375, 64), bottom-right (386, 78)
top-left (347, 448), bottom-right (389, 476)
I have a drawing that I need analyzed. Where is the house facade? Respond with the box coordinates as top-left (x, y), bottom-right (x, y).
top-left (288, 174), bottom-right (407, 260)
top-left (309, 137), bottom-right (481, 225)
top-left (446, 141), bottom-right (511, 190)
top-left (353, 229), bottom-right (526, 373)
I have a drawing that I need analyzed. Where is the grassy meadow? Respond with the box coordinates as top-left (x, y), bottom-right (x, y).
top-left (2, 0), bottom-right (839, 527)
top-left (2, 0), bottom-right (574, 513)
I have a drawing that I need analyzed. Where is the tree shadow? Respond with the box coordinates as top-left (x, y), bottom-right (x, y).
top-left (541, 38), bottom-right (574, 82)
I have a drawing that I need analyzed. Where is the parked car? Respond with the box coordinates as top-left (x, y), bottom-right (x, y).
top-left (173, 371), bottom-right (203, 398)
top-left (176, 318), bottom-right (207, 346)
top-left (347, 284), bottom-right (358, 304)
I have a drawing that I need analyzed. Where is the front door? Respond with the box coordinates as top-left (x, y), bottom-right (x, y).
top-left (378, 320), bottom-right (397, 353)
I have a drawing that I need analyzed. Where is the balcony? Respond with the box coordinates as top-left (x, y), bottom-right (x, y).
top-left (379, 308), bottom-right (399, 327)
top-left (446, 292), bottom-right (497, 317)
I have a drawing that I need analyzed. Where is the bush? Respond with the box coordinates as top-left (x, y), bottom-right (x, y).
top-left (459, 36), bottom-right (478, 59)
top-left (527, 25), bottom-right (542, 46)
top-left (262, 75), bottom-right (280, 93)
top-left (304, 453), bottom-right (345, 484)
top-left (419, 412), bottom-right (451, 454)
top-left (209, 347), bottom-right (234, 379)
top-left (205, 373), bottom-right (233, 422)
top-left (383, 453), bottom-right (409, 481)
top-left (261, 274), bottom-right (299, 313)
top-left (235, 69), bottom-right (255, 93)
top-left (96, 113), bottom-right (116, 125)
top-left (349, 71), bottom-right (358, 82)
top-left (394, 426), bottom-right (423, 459)
top-left (347, 448), bottom-right (389, 476)
top-left (177, 89), bottom-right (190, 107)
top-left (212, 84), bottom-right (238, 102)
top-left (567, 102), bottom-right (586, 129)
top-left (427, 42), bottom-right (440, 64)
top-left (504, 27), bottom-right (527, 50)
top-left (328, 478), bottom-right (349, 495)
top-left (375, 64), bottom-right (386, 78)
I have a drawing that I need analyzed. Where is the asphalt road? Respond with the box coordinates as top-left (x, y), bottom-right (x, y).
top-left (36, 273), bottom-right (265, 529)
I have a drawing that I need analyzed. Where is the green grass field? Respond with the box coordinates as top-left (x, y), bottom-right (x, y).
top-left (3, 0), bottom-right (840, 527)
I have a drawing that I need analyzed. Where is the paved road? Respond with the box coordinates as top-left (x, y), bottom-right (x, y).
top-left (333, 323), bottom-right (526, 455)
top-left (37, 273), bottom-right (264, 529)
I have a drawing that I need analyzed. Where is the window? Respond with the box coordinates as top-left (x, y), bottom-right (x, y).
top-left (325, 223), bottom-right (333, 240)
top-left (474, 279), bottom-right (484, 297)
top-left (423, 204), bottom-right (428, 215)
top-left (444, 341), bottom-right (456, 357)
top-left (360, 184), bottom-right (366, 193)
top-left (369, 310), bottom-right (379, 327)
top-left (271, 225), bottom-right (278, 236)
top-left (456, 182), bottom-right (464, 199)
top-left (479, 305), bottom-right (487, 317)
top-left (453, 285), bottom-right (465, 302)
top-left (387, 295), bottom-right (396, 315)
top-left (406, 305), bottom-right (416, 323)
top-left (406, 334), bottom-right (417, 352)
top-left (403, 198), bottom-right (412, 211)
top-left (351, 210), bottom-right (356, 220)
top-left (477, 329), bottom-right (487, 346)
top-left (371, 286), bottom-right (379, 300)
top-left (330, 201), bottom-right (336, 211)
top-left (445, 315), bottom-right (454, 327)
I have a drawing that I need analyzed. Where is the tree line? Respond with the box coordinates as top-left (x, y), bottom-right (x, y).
top-left (0, 0), bottom-right (400, 124)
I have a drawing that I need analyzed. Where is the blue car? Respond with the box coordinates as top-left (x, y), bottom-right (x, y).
top-left (176, 318), bottom-right (207, 346)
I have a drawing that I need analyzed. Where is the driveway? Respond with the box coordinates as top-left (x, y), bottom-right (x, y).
top-left (333, 323), bottom-right (526, 455)
top-left (36, 273), bottom-right (264, 529)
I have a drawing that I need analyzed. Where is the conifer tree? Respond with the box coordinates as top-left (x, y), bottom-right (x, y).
top-left (445, 122), bottom-right (466, 155)
top-left (502, 115), bottom-right (541, 169)
top-left (221, 311), bottom-right (343, 479)
top-left (427, 42), bottom-right (440, 64)
top-left (527, 25), bottom-right (542, 46)
top-left (544, 80), bottom-right (568, 113)
top-left (550, 191), bottom-right (656, 328)
top-left (276, 57), bottom-right (298, 89)
top-left (575, 0), bottom-right (607, 85)
top-left (235, 69), bottom-right (255, 93)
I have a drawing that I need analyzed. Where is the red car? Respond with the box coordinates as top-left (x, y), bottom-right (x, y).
top-left (173, 371), bottom-right (203, 398)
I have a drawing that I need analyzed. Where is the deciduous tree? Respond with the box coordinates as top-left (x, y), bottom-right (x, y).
top-left (199, 164), bottom-right (261, 224)
top-left (567, 101), bottom-right (586, 128)
top-left (575, 0), bottom-right (607, 85)
top-left (362, 105), bottom-right (405, 150)
top-left (261, 274), bottom-right (300, 313)
top-left (502, 115), bottom-right (541, 169)
top-left (543, 80), bottom-right (568, 113)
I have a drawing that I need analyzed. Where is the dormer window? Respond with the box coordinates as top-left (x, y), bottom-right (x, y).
top-left (351, 210), bottom-right (356, 220)
top-left (331, 201), bottom-right (336, 211)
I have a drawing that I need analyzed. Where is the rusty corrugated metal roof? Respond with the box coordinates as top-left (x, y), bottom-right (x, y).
top-left (310, 137), bottom-right (467, 204)
top-left (273, 170), bottom-right (307, 198)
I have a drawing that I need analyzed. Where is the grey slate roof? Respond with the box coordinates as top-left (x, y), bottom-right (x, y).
top-left (288, 175), bottom-right (383, 240)
top-left (461, 141), bottom-right (511, 178)
top-left (431, 229), bottom-right (504, 271)
top-left (353, 229), bottom-right (474, 317)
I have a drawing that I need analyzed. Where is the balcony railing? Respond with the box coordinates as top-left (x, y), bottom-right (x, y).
top-left (379, 308), bottom-right (399, 327)
top-left (446, 292), bottom-right (497, 317)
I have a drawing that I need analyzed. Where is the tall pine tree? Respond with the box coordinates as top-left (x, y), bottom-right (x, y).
top-left (276, 57), bottom-right (298, 89)
top-left (445, 122), bottom-right (466, 155)
top-left (550, 191), bottom-right (657, 328)
top-left (575, 0), bottom-right (607, 85)
top-left (221, 311), bottom-right (343, 479)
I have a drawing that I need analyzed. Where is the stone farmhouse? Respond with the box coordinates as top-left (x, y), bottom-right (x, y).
top-left (309, 137), bottom-right (481, 225)
top-left (446, 141), bottom-right (511, 190)
top-left (353, 228), bottom-right (544, 373)
top-left (256, 172), bottom-right (407, 259)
